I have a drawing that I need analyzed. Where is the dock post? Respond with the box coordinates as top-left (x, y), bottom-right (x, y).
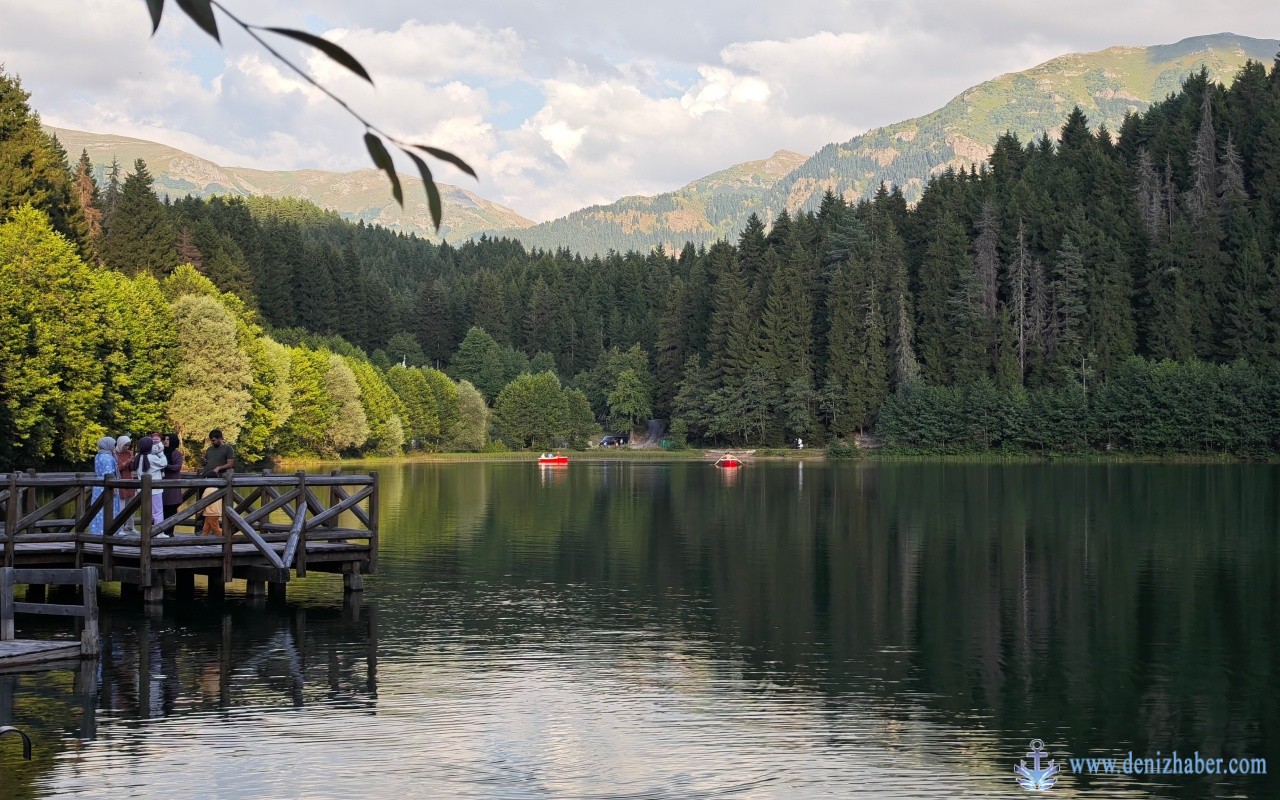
top-left (343, 571), bottom-right (364, 594)
top-left (246, 580), bottom-right (266, 599)
top-left (268, 581), bottom-right (287, 604)
top-left (143, 582), bottom-right (164, 604)
top-left (80, 566), bottom-right (99, 656)
top-left (207, 571), bottom-right (225, 600)
top-left (26, 584), bottom-right (46, 603)
top-left (0, 568), bottom-right (13, 641)
top-left (176, 571), bottom-right (195, 597)
top-left (4, 473), bottom-right (19, 569)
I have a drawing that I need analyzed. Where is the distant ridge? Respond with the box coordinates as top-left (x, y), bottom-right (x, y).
top-left (487, 32), bottom-right (1279, 257)
top-left (45, 127), bottom-right (534, 243)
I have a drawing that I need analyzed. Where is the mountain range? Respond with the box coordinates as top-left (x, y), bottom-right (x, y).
top-left (48, 33), bottom-right (1278, 257)
top-left (45, 127), bottom-right (533, 243)
top-left (491, 33), bottom-right (1279, 255)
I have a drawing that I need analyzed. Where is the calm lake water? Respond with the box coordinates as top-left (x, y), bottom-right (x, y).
top-left (1, 460), bottom-right (1277, 799)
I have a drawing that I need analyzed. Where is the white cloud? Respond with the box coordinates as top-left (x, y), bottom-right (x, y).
top-left (4, 0), bottom-right (1280, 222)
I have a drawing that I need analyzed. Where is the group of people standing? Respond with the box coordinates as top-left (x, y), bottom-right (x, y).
top-left (89, 429), bottom-right (235, 536)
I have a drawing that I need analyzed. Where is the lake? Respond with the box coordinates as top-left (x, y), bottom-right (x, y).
top-left (1, 460), bottom-right (1277, 799)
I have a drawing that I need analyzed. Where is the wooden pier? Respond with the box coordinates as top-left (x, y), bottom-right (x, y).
top-left (0, 470), bottom-right (378, 604)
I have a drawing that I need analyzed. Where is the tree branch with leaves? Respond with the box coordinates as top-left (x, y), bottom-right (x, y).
top-left (144, 0), bottom-right (475, 230)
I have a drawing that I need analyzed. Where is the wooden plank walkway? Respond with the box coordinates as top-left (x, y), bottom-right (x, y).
top-left (0, 640), bottom-right (82, 669)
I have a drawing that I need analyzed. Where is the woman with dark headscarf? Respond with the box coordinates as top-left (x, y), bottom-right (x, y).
top-left (89, 436), bottom-right (116, 535)
top-left (161, 433), bottom-right (184, 522)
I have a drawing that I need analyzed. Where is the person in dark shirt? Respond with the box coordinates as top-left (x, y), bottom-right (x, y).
top-left (202, 429), bottom-right (235, 477)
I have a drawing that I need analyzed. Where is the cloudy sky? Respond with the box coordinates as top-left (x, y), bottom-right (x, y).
top-left (3, 1), bottom-right (1278, 221)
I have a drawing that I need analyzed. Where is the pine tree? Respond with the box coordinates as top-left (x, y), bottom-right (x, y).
top-left (1135, 149), bottom-right (1164, 239)
top-left (672, 353), bottom-right (716, 442)
top-left (754, 249), bottom-right (815, 439)
top-left (973, 201), bottom-right (1000, 319)
top-left (947, 248), bottom-right (988, 385)
top-left (411, 279), bottom-right (450, 366)
top-left (1048, 235), bottom-right (1086, 380)
top-left (917, 213), bottom-right (971, 383)
top-left (654, 277), bottom-right (689, 418)
top-left (1221, 237), bottom-right (1269, 362)
top-left (1186, 87), bottom-right (1219, 220)
top-left (0, 70), bottom-right (92, 257)
top-left (97, 159), bottom-right (178, 276)
top-left (472, 270), bottom-right (510, 344)
top-left (73, 150), bottom-right (103, 248)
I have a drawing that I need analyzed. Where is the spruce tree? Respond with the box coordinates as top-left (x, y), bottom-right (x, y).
top-left (0, 70), bottom-right (91, 257)
top-left (97, 159), bottom-right (178, 276)
top-left (1048, 235), bottom-right (1087, 380)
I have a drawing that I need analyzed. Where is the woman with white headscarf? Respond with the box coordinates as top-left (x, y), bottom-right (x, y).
top-left (89, 436), bottom-right (117, 535)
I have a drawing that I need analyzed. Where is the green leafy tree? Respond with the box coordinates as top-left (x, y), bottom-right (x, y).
top-left (450, 379), bottom-right (489, 451)
top-left (423, 367), bottom-right (460, 448)
top-left (167, 293), bottom-right (254, 448)
top-left (448, 326), bottom-right (507, 400)
top-left (323, 354), bottom-right (370, 454)
top-left (492, 371), bottom-right (567, 449)
top-left (276, 347), bottom-right (332, 456)
top-left (386, 364), bottom-right (440, 450)
top-left (93, 270), bottom-right (178, 439)
top-left (607, 368), bottom-right (652, 430)
top-left (351, 359), bottom-right (408, 455)
top-left (0, 207), bottom-right (104, 464)
top-left (562, 388), bottom-right (598, 449)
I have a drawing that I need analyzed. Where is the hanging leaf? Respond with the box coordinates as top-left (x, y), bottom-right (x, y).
top-left (402, 149), bottom-right (443, 232)
top-left (145, 0), bottom-right (165, 35)
top-left (264, 28), bottom-right (373, 85)
top-left (175, 0), bottom-right (219, 43)
top-left (364, 133), bottom-right (403, 207)
top-left (407, 144), bottom-right (477, 179)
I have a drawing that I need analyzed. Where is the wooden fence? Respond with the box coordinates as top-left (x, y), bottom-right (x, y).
top-left (0, 566), bottom-right (99, 656)
top-left (0, 471), bottom-right (377, 590)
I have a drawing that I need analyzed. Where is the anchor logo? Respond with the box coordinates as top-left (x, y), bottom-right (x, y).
top-left (1015, 739), bottom-right (1060, 791)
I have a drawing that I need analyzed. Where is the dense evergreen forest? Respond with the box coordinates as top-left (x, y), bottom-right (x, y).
top-left (3, 59), bottom-right (1280, 468)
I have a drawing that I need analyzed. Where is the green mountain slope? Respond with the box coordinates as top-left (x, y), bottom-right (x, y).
top-left (769, 33), bottom-right (1279, 213)
top-left (491, 32), bottom-right (1278, 256)
top-left (45, 127), bottom-right (533, 242)
top-left (494, 149), bottom-right (807, 255)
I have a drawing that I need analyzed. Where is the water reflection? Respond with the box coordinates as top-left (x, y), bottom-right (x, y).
top-left (0, 598), bottom-right (376, 800)
top-left (2, 461), bottom-right (1277, 799)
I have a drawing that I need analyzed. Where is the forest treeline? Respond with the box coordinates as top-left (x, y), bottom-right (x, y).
top-left (3, 59), bottom-right (1280, 467)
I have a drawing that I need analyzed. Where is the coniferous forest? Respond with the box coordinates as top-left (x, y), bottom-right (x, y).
top-left (3, 60), bottom-right (1280, 468)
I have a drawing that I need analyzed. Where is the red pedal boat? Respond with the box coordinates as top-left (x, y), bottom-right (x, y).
top-left (538, 452), bottom-right (569, 466)
top-left (714, 454), bottom-right (742, 468)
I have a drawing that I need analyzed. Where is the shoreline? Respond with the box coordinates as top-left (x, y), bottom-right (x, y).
top-left (276, 448), bottom-right (1278, 470)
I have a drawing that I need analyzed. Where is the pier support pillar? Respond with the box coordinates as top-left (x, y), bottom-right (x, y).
top-left (267, 581), bottom-right (287, 604)
top-left (26, 584), bottom-right (46, 603)
top-left (176, 571), bottom-right (195, 597)
top-left (207, 572), bottom-right (225, 600)
top-left (246, 580), bottom-right (266, 599)
top-left (143, 583), bottom-right (164, 604)
top-left (121, 582), bottom-right (139, 601)
top-left (343, 572), bottom-right (364, 594)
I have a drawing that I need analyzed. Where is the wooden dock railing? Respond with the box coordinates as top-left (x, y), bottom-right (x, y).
top-left (0, 566), bottom-right (99, 656)
top-left (0, 471), bottom-right (377, 601)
